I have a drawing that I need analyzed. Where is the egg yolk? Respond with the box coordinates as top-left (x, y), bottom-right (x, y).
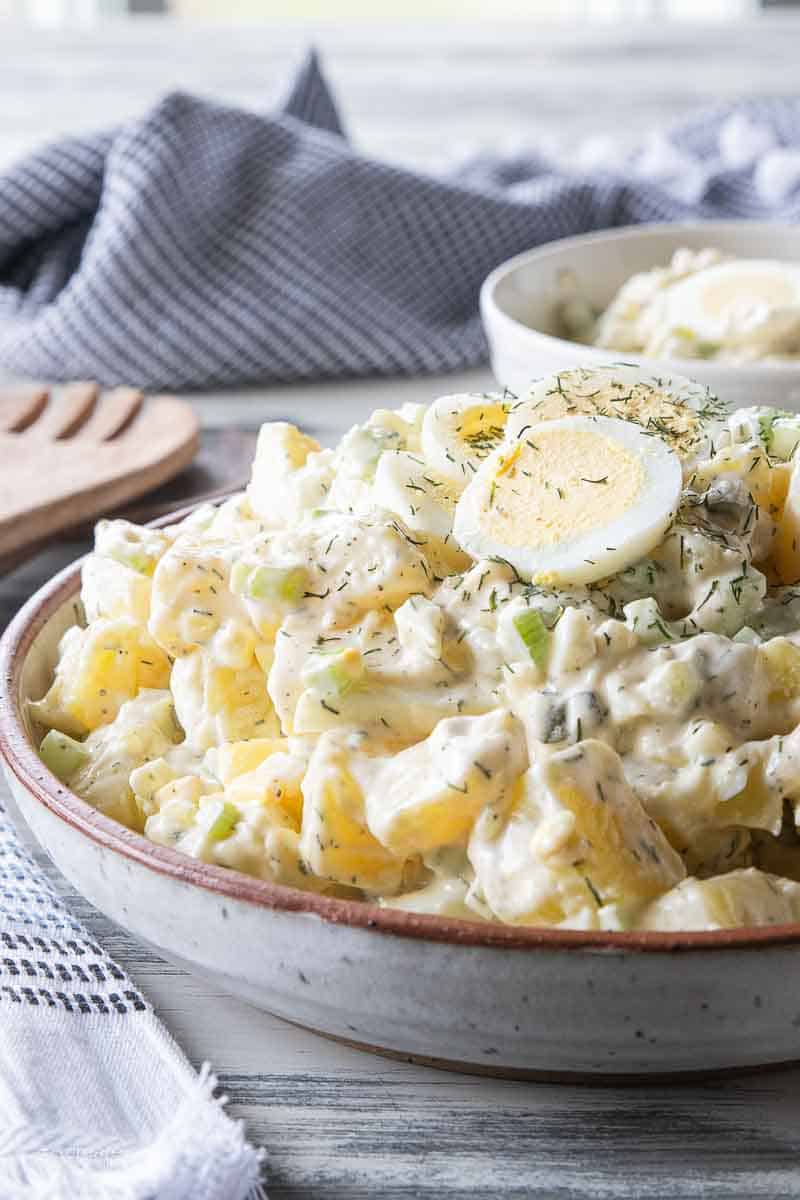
top-left (480, 428), bottom-right (644, 550)
top-left (457, 402), bottom-right (508, 458)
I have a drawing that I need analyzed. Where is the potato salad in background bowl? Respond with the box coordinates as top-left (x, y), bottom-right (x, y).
top-left (482, 221), bottom-right (800, 411)
top-left (572, 248), bottom-right (800, 365)
top-left (6, 363), bottom-right (800, 1079)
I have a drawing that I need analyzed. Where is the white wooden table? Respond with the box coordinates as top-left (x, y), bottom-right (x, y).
top-left (4, 18), bottom-right (800, 1197)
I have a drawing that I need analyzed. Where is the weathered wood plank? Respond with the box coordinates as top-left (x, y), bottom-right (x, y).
top-left (21, 827), bottom-right (800, 1200)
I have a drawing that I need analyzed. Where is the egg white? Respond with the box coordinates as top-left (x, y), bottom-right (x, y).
top-left (452, 414), bottom-right (682, 586)
top-left (504, 363), bottom-right (725, 464)
top-left (661, 259), bottom-right (800, 345)
top-left (371, 449), bottom-right (458, 538)
top-left (421, 393), bottom-right (510, 484)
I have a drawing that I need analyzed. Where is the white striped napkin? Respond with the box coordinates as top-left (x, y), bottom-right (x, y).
top-left (0, 799), bottom-right (265, 1200)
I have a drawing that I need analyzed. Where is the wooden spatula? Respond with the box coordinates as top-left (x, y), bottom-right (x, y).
top-left (0, 382), bottom-right (199, 571)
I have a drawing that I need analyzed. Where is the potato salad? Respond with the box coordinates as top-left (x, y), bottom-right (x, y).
top-left (562, 248), bottom-right (800, 363)
top-left (32, 365), bottom-right (800, 932)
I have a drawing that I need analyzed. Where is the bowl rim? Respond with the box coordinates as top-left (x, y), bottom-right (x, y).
top-left (480, 219), bottom-right (800, 379)
top-left (2, 500), bottom-right (800, 955)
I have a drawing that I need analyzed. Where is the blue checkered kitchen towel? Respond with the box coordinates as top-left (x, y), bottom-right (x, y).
top-left (2, 52), bottom-right (800, 391)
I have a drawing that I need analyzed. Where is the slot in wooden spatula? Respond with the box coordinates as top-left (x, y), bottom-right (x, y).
top-left (0, 381), bottom-right (199, 571)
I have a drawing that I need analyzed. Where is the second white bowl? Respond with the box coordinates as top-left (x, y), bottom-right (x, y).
top-left (481, 221), bottom-right (800, 410)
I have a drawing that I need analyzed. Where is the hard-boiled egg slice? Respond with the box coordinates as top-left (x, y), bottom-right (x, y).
top-left (452, 415), bottom-right (681, 586)
top-left (661, 259), bottom-right (800, 347)
top-left (371, 449), bottom-right (460, 538)
top-left (421, 393), bottom-right (510, 484)
top-left (505, 364), bottom-right (725, 463)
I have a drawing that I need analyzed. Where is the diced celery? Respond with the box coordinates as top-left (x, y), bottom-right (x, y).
top-left (758, 409), bottom-right (782, 454)
top-left (108, 546), bottom-right (154, 575)
top-left (249, 565), bottom-right (307, 603)
top-left (695, 341), bottom-right (720, 359)
top-left (207, 800), bottom-right (240, 843)
top-left (513, 609), bottom-right (550, 668)
top-left (759, 415), bottom-right (774, 450)
top-left (101, 535), bottom-right (155, 576)
top-left (303, 647), bottom-right (364, 697)
top-left (770, 416), bottom-right (800, 462)
top-left (230, 560), bottom-right (252, 595)
top-left (232, 562), bottom-right (308, 605)
top-left (39, 730), bottom-right (89, 781)
top-left (671, 327), bottom-right (719, 359)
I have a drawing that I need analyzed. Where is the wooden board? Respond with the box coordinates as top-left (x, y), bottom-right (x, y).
top-left (0, 387), bottom-right (200, 568)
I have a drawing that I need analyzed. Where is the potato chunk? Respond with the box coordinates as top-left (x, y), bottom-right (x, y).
top-left (30, 619), bottom-right (170, 737)
top-left (170, 649), bottom-right (279, 752)
top-left (247, 422), bottom-right (333, 529)
top-left (299, 732), bottom-right (406, 893)
top-left (470, 739), bottom-right (685, 928)
top-left (365, 710), bottom-right (527, 857)
top-left (70, 690), bottom-right (180, 830)
top-left (774, 454), bottom-right (800, 584)
top-left (638, 868), bottom-right (800, 931)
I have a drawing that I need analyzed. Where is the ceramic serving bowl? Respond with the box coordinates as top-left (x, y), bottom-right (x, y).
top-left (3, 516), bottom-right (800, 1081)
top-left (481, 220), bottom-right (800, 410)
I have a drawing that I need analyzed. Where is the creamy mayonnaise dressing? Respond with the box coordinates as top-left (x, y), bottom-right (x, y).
top-left (31, 367), bottom-right (800, 932)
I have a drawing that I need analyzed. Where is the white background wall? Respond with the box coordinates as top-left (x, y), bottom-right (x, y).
top-left (0, 0), bottom-right (765, 26)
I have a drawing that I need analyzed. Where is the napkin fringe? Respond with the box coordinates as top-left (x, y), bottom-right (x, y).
top-left (0, 1061), bottom-right (267, 1200)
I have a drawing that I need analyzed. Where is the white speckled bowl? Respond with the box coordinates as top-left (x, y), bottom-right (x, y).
top-left (3, 512), bottom-right (800, 1081)
top-left (481, 221), bottom-right (800, 409)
